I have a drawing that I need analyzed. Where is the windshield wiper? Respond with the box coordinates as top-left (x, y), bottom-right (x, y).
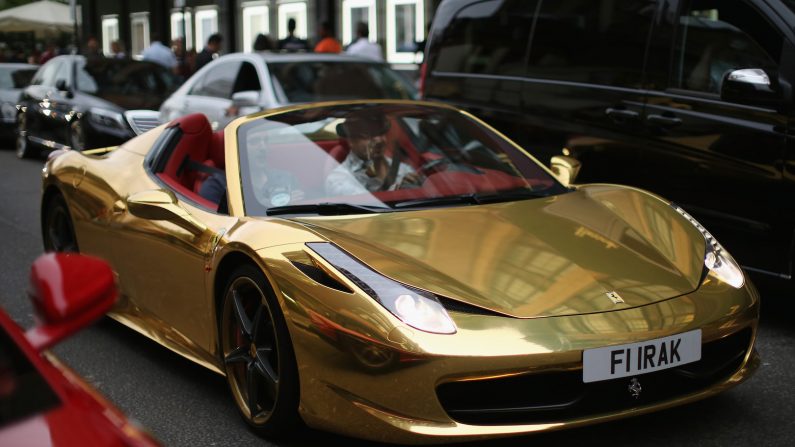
top-left (266, 202), bottom-right (391, 216)
top-left (392, 190), bottom-right (554, 209)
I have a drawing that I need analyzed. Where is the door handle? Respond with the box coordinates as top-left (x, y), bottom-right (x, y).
top-left (646, 113), bottom-right (682, 128)
top-left (605, 107), bottom-right (639, 122)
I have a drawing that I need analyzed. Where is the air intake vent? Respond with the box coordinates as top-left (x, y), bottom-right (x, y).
top-left (438, 297), bottom-right (506, 317)
top-left (291, 261), bottom-right (352, 294)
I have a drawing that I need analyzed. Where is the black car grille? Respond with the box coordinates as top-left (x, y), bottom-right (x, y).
top-left (437, 328), bottom-right (752, 425)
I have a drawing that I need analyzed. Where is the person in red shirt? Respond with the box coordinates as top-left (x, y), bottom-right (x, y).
top-left (314, 21), bottom-right (341, 54)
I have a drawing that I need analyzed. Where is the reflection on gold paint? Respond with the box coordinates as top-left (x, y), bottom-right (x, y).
top-left (575, 226), bottom-right (619, 249)
top-left (301, 185), bottom-right (706, 318)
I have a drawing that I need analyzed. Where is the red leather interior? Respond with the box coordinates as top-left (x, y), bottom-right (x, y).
top-left (156, 113), bottom-right (226, 208)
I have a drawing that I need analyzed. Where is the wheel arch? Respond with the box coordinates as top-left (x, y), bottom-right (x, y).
top-left (40, 184), bottom-right (63, 236)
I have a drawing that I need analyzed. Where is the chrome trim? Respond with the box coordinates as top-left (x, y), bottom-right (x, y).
top-left (125, 109), bottom-right (162, 135)
top-left (28, 135), bottom-right (72, 151)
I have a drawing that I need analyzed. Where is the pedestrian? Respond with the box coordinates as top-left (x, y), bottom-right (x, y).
top-left (111, 40), bottom-right (126, 59)
top-left (142, 33), bottom-right (177, 70)
top-left (277, 18), bottom-right (309, 52)
top-left (313, 21), bottom-right (341, 54)
top-left (253, 34), bottom-right (274, 52)
top-left (194, 33), bottom-right (222, 73)
top-left (84, 36), bottom-right (103, 61)
top-left (39, 40), bottom-right (58, 64)
top-left (171, 38), bottom-right (191, 79)
top-left (345, 22), bottom-right (383, 61)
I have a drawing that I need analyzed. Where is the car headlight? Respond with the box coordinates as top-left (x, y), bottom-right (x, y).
top-left (307, 242), bottom-right (457, 334)
top-left (88, 107), bottom-right (127, 130)
top-left (672, 204), bottom-right (744, 288)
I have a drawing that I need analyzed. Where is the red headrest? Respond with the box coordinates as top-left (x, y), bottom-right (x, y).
top-left (170, 113), bottom-right (211, 135)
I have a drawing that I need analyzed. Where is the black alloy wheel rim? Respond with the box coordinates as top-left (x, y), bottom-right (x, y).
top-left (223, 277), bottom-right (280, 424)
top-left (47, 204), bottom-right (78, 252)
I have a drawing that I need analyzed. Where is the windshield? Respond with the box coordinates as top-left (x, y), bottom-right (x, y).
top-left (237, 103), bottom-right (565, 216)
top-left (0, 66), bottom-right (36, 89)
top-left (267, 61), bottom-right (417, 103)
top-left (77, 59), bottom-right (179, 109)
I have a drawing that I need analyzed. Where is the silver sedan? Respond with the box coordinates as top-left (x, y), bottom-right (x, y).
top-left (159, 52), bottom-right (417, 130)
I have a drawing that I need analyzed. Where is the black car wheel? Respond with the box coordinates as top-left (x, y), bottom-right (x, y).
top-left (15, 113), bottom-right (35, 159)
top-left (42, 193), bottom-right (79, 252)
top-left (220, 264), bottom-right (300, 438)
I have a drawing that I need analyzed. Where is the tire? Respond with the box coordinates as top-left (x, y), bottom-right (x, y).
top-left (219, 264), bottom-right (300, 438)
top-left (42, 193), bottom-right (79, 252)
top-left (15, 112), bottom-right (37, 159)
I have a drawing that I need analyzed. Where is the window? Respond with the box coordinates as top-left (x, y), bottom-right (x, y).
top-left (526, 0), bottom-right (656, 87)
top-left (171, 10), bottom-right (194, 51)
top-left (190, 61), bottom-right (242, 98)
top-left (671, 0), bottom-right (781, 93)
top-left (195, 8), bottom-right (219, 50)
top-left (242, 3), bottom-right (270, 52)
top-left (32, 60), bottom-right (62, 86)
top-left (101, 15), bottom-right (119, 56)
top-left (342, 0), bottom-right (377, 45)
top-left (277, 2), bottom-right (307, 40)
top-left (130, 12), bottom-right (150, 59)
top-left (232, 62), bottom-right (262, 94)
top-left (433, 0), bottom-right (536, 76)
top-left (386, 0), bottom-right (424, 63)
top-left (267, 61), bottom-right (416, 103)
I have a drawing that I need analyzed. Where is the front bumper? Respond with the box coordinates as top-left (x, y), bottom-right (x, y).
top-left (264, 247), bottom-right (760, 444)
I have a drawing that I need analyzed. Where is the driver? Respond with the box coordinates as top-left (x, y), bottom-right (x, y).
top-left (325, 111), bottom-right (421, 196)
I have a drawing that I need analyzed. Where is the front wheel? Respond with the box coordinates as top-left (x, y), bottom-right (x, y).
top-left (42, 193), bottom-right (79, 252)
top-left (219, 264), bottom-right (300, 438)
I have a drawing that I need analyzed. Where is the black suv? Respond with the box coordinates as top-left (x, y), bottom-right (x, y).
top-left (424, 0), bottom-right (795, 288)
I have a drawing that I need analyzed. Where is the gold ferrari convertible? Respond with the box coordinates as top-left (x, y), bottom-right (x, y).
top-left (40, 100), bottom-right (759, 444)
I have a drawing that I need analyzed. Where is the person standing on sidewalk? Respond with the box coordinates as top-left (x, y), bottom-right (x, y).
top-left (345, 22), bottom-right (382, 61)
top-left (195, 34), bottom-right (223, 73)
top-left (278, 18), bottom-right (309, 52)
top-left (142, 33), bottom-right (177, 70)
top-left (314, 21), bottom-right (341, 54)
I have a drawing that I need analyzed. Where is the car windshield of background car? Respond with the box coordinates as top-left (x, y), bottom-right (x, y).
top-left (77, 60), bottom-right (179, 102)
top-left (267, 62), bottom-right (417, 103)
top-left (236, 103), bottom-right (565, 216)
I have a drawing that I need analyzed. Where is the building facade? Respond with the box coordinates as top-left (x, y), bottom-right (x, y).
top-left (79, 0), bottom-right (439, 65)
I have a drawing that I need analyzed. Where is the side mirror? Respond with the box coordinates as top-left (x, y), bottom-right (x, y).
top-left (55, 78), bottom-right (74, 98)
top-left (127, 189), bottom-right (207, 236)
top-left (550, 155), bottom-right (581, 186)
top-left (720, 69), bottom-right (781, 108)
top-left (25, 253), bottom-right (117, 351)
top-left (55, 78), bottom-right (69, 92)
top-left (231, 90), bottom-right (261, 108)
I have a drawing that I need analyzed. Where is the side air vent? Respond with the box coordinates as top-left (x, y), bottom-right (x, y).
top-left (437, 297), bottom-right (507, 317)
top-left (291, 261), bottom-right (352, 294)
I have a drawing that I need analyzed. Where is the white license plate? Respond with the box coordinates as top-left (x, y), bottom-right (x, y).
top-left (582, 329), bottom-right (702, 383)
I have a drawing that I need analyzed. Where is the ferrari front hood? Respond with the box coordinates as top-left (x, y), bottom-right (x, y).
top-left (295, 185), bottom-right (706, 318)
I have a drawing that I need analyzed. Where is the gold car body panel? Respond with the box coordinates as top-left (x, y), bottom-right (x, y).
top-left (292, 184), bottom-right (706, 318)
top-left (40, 99), bottom-right (760, 444)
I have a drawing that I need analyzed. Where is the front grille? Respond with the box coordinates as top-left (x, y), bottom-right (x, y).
top-left (437, 328), bottom-right (752, 425)
top-left (124, 110), bottom-right (161, 135)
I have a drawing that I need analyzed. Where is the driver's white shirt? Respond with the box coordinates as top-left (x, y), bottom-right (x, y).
top-left (326, 152), bottom-right (415, 196)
